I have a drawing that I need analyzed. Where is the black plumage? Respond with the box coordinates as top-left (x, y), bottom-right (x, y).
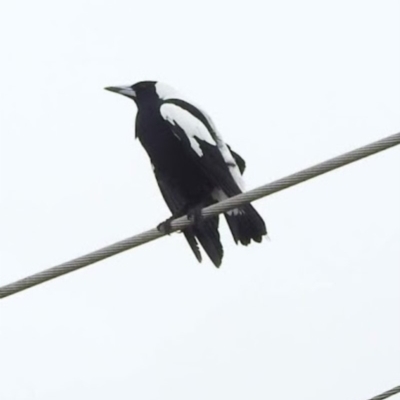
top-left (105, 81), bottom-right (267, 267)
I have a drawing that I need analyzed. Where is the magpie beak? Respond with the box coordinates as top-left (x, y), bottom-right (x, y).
top-left (104, 85), bottom-right (136, 98)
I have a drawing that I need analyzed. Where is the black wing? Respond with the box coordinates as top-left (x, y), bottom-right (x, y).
top-left (228, 145), bottom-right (246, 174)
top-left (159, 100), bottom-right (266, 247)
top-left (160, 101), bottom-right (245, 198)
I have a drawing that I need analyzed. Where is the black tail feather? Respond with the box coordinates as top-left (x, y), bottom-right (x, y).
top-left (183, 229), bottom-right (202, 263)
top-left (194, 216), bottom-right (223, 267)
top-left (182, 204), bottom-right (265, 266)
top-left (183, 216), bottom-right (223, 267)
top-left (225, 204), bottom-right (267, 246)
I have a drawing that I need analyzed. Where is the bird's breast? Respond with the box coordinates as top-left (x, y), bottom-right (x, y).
top-left (137, 119), bottom-right (183, 168)
top-left (136, 114), bottom-right (212, 198)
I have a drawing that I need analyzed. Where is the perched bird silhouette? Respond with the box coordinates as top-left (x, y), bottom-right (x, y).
top-left (105, 81), bottom-right (266, 267)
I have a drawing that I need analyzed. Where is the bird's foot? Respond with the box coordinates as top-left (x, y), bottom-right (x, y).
top-left (157, 216), bottom-right (175, 235)
top-left (157, 205), bottom-right (205, 234)
top-left (187, 205), bottom-right (204, 226)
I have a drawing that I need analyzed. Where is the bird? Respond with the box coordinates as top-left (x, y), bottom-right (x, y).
top-left (105, 81), bottom-right (267, 267)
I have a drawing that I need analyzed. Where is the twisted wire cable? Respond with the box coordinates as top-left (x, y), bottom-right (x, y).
top-left (1, 132), bottom-right (399, 299)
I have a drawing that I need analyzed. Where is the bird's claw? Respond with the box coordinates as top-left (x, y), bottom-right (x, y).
top-left (157, 206), bottom-right (204, 234)
top-left (157, 216), bottom-right (175, 235)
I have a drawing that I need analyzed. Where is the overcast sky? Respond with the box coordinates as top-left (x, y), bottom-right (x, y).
top-left (0, 1), bottom-right (399, 399)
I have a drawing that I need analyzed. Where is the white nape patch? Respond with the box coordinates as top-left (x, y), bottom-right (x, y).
top-left (155, 82), bottom-right (202, 105)
top-left (155, 82), bottom-right (183, 100)
top-left (160, 103), bottom-right (216, 157)
top-left (211, 188), bottom-right (243, 216)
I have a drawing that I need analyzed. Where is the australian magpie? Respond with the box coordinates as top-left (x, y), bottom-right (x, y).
top-left (105, 81), bottom-right (267, 267)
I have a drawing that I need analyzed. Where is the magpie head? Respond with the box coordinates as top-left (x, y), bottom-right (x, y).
top-left (105, 81), bottom-right (179, 107)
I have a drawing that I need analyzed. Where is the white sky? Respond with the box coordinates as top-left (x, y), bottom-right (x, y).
top-left (0, 1), bottom-right (399, 399)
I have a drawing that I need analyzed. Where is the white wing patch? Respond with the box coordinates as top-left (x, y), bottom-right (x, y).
top-left (214, 133), bottom-right (245, 192)
top-left (186, 101), bottom-right (246, 192)
top-left (156, 81), bottom-right (246, 191)
top-left (155, 82), bottom-right (185, 101)
top-left (160, 103), bottom-right (216, 157)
